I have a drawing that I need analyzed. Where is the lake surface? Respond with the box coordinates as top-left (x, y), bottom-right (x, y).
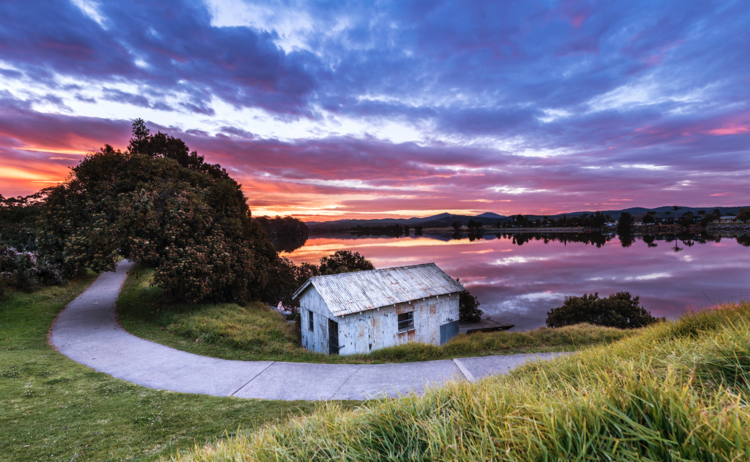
top-left (286, 232), bottom-right (750, 331)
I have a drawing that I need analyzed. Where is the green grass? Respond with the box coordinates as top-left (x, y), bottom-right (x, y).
top-left (170, 300), bottom-right (750, 461)
top-left (117, 268), bottom-right (633, 364)
top-left (0, 273), bottom-right (356, 462)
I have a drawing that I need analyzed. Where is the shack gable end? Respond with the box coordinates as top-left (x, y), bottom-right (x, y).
top-left (299, 286), bottom-right (336, 354)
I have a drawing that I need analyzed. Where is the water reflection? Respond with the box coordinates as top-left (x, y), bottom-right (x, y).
top-left (286, 232), bottom-right (750, 331)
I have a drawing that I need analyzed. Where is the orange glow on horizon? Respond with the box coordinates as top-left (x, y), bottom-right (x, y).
top-left (0, 166), bottom-right (64, 182)
top-left (18, 147), bottom-right (91, 155)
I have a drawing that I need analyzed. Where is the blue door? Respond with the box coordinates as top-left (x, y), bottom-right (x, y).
top-left (440, 320), bottom-right (459, 345)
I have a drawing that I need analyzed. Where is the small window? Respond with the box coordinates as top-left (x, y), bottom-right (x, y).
top-left (309, 310), bottom-right (314, 332)
top-left (398, 312), bottom-right (414, 332)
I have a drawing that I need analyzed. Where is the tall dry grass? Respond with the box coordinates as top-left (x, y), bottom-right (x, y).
top-left (169, 301), bottom-right (750, 461)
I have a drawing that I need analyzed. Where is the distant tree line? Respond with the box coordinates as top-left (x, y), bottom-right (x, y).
top-left (496, 232), bottom-right (614, 248)
top-left (309, 226), bottom-right (350, 235)
top-left (619, 207), bottom-right (750, 231)
top-left (350, 224), bottom-right (423, 237)
top-left (255, 216), bottom-right (308, 253)
top-left (499, 212), bottom-right (613, 229)
top-left (311, 207), bottom-right (750, 236)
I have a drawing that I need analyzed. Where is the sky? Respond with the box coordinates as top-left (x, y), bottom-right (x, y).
top-left (1, 0), bottom-right (749, 221)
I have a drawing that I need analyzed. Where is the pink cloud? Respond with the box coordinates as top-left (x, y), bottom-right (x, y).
top-left (706, 124), bottom-right (750, 136)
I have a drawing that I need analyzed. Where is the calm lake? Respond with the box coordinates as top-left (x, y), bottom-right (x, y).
top-left (286, 232), bottom-right (750, 331)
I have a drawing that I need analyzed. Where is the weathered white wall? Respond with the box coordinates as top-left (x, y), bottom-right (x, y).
top-left (337, 293), bottom-right (459, 355)
top-left (299, 286), bottom-right (459, 356)
top-left (299, 286), bottom-right (335, 354)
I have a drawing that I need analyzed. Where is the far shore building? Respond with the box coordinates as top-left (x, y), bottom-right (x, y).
top-left (715, 216), bottom-right (739, 224)
top-left (293, 263), bottom-right (465, 355)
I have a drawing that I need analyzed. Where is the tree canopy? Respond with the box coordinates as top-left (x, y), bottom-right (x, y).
top-left (319, 250), bottom-right (375, 275)
top-left (0, 192), bottom-right (46, 251)
top-left (617, 212), bottom-right (634, 232)
top-left (737, 208), bottom-right (750, 223)
top-left (37, 120), bottom-right (276, 304)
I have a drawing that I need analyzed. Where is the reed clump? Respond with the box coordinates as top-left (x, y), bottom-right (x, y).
top-left (168, 301), bottom-right (750, 461)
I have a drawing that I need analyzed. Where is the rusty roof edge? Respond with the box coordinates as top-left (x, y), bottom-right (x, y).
top-left (327, 289), bottom-right (465, 316)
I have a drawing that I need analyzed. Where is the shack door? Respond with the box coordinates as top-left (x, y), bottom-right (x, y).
top-left (328, 319), bottom-right (339, 355)
top-left (440, 320), bottom-right (459, 345)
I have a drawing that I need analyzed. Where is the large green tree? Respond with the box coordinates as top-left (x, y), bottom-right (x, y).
top-left (37, 120), bottom-right (276, 304)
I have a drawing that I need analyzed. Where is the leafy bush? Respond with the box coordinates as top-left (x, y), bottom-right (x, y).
top-left (318, 250), bottom-right (374, 275)
top-left (546, 292), bottom-right (663, 329)
top-left (0, 193), bottom-right (44, 252)
top-left (458, 288), bottom-right (483, 323)
top-left (260, 257), bottom-right (319, 309)
top-left (0, 245), bottom-right (65, 297)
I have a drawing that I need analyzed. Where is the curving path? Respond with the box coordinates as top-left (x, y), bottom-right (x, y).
top-left (50, 260), bottom-right (565, 401)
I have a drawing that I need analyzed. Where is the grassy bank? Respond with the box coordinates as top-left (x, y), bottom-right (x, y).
top-left (117, 268), bottom-right (633, 364)
top-left (0, 273), bottom-right (352, 462)
top-left (170, 300), bottom-right (750, 461)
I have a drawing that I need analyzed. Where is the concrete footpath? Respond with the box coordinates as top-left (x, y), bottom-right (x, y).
top-left (49, 260), bottom-right (565, 401)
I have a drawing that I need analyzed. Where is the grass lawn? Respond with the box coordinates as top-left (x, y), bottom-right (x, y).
top-left (171, 301), bottom-right (750, 461)
top-left (0, 273), bottom-right (356, 462)
top-left (117, 267), bottom-right (634, 364)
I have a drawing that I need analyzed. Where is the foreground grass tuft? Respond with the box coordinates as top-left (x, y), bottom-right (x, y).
top-left (119, 268), bottom-right (633, 364)
top-left (169, 301), bottom-right (750, 461)
top-left (0, 272), bottom-right (353, 462)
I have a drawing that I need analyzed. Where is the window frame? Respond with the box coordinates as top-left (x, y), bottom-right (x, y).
top-left (397, 311), bottom-right (414, 332)
top-left (309, 310), bottom-right (314, 332)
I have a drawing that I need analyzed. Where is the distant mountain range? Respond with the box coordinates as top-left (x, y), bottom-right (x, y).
top-left (305, 206), bottom-right (748, 228)
top-left (306, 212), bottom-right (505, 229)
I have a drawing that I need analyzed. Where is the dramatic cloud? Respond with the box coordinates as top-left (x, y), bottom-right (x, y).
top-left (1, 0), bottom-right (748, 217)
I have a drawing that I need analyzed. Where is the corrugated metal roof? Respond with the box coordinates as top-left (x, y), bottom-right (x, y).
top-left (292, 263), bottom-right (465, 316)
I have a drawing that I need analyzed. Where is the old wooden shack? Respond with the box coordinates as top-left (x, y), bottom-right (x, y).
top-left (293, 263), bottom-right (465, 355)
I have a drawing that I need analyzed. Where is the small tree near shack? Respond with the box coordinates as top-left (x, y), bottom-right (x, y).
top-left (457, 279), bottom-right (483, 323)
